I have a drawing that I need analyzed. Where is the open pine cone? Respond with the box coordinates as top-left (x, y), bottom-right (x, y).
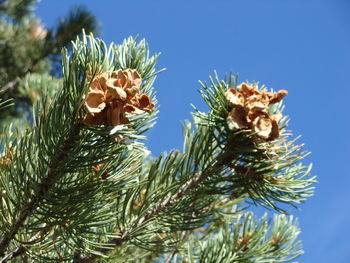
top-left (225, 83), bottom-right (287, 140)
top-left (84, 69), bottom-right (154, 126)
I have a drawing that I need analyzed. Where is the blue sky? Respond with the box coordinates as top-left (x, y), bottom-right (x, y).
top-left (36, 1), bottom-right (350, 262)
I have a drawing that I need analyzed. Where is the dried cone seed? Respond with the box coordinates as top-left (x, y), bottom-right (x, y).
top-left (84, 69), bottom-right (154, 126)
top-left (225, 83), bottom-right (287, 141)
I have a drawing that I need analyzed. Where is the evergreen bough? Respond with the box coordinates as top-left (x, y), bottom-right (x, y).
top-left (0, 1), bottom-right (316, 262)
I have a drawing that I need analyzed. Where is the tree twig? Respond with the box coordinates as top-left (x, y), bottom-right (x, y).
top-left (164, 249), bottom-right (177, 263)
top-left (0, 78), bottom-right (20, 95)
top-left (0, 49), bottom-right (52, 95)
top-left (164, 231), bottom-right (187, 263)
top-left (0, 226), bottom-right (50, 263)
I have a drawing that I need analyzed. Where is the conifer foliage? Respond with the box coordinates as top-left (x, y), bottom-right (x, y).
top-left (0, 1), bottom-right (316, 262)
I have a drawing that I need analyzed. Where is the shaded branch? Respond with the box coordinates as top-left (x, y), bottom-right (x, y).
top-left (0, 122), bottom-right (82, 257)
top-left (0, 50), bottom-right (50, 95)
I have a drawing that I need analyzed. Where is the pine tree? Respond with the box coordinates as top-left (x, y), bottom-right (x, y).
top-left (0, 1), bottom-right (316, 262)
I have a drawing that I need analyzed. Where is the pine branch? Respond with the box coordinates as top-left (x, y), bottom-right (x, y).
top-left (193, 213), bottom-right (303, 263)
top-left (164, 232), bottom-right (187, 263)
top-left (0, 226), bottom-right (49, 263)
top-left (76, 151), bottom-right (233, 263)
top-left (0, 122), bottom-right (82, 257)
top-left (164, 247), bottom-right (177, 263)
top-left (0, 5), bottom-right (98, 95)
top-left (0, 0), bottom-right (37, 19)
top-left (0, 31), bottom-right (315, 262)
top-left (1, 33), bottom-right (162, 261)
top-left (0, 78), bottom-right (19, 95)
top-left (0, 51), bottom-right (48, 94)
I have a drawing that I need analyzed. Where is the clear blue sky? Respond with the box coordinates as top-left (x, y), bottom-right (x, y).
top-left (37, 1), bottom-right (350, 262)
